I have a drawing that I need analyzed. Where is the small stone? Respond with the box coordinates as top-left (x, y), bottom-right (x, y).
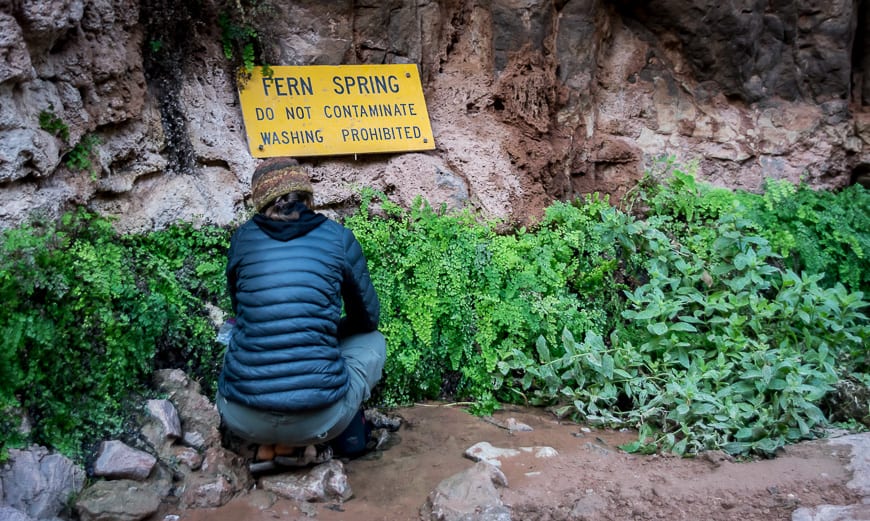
top-left (533, 446), bottom-right (558, 458)
top-left (370, 428), bottom-right (394, 450)
top-left (584, 442), bottom-right (611, 457)
top-left (464, 441), bottom-right (520, 467)
top-left (180, 475), bottom-right (235, 509)
top-left (173, 446), bottom-right (203, 470)
top-left (421, 461), bottom-right (509, 521)
top-left (298, 501), bottom-right (317, 517)
top-left (146, 399), bottom-right (182, 439)
top-left (520, 447), bottom-right (559, 458)
top-left (260, 460), bottom-right (352, 503)
top-left (505, 417), bottom-right (533, 432)
top-left (93, 440), bottom-right (156, 481)
top-left (365, 409), bottom-right (402, 431)
top-left (183, 431), bottom-right (207, 450)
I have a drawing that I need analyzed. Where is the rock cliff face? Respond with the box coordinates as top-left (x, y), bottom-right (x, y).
top-left (0, 0), bottom-right (867, 231)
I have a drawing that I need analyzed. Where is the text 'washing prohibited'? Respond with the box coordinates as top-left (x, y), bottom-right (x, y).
top-left (238, 64), bottom-right (436, 158)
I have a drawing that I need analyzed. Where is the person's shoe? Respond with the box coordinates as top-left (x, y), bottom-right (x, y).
top-left (249, 460), bottom-right (278, 474)
top-left (274, 443), bottom-right (297, 456)
top-left (274, 444), bottom-right (333, 467)
top-left (255, 444), bottom-right (276, 461)
top-left (331, 408), bottom-right (372, 458)
top-left (250, 444), bottom-right (280, 475)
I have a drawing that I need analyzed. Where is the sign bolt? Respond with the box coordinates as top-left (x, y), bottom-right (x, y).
top-left (406, 73), bottom-right (411, 78)
top-left (258, 144), bottom-right (264, 151)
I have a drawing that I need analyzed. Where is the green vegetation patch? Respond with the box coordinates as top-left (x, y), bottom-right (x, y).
top-left (0, 210), bottom-right (230, 460)
top-left (1, 163), bottom-right (867, 461)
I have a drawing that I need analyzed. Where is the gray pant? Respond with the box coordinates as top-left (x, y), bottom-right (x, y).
top-left (217, 330), bottom-right (386, 446)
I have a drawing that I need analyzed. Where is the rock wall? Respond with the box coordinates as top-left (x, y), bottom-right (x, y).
top-left (0, 0), bottom-right (867, 232)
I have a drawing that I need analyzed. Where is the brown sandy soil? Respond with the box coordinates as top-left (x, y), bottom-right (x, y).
top-left (173, 404), bottom-right (861, 521)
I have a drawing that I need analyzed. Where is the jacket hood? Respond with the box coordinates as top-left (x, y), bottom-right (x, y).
top-left (253, 203), bottom-right (327, 241)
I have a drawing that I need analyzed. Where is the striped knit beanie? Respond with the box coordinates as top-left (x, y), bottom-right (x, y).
top-left (251, 157), bottom-right (313, 212)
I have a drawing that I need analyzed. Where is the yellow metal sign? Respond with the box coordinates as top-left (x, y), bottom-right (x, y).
top-left (238, 64), bottom-right (435, 158)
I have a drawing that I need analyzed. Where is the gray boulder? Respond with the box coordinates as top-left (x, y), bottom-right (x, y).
top-left (0, 446), bottom-right (85, 520)
top-left (259, 460), bottom-right (353, 503)
top-left (421, 461), bottom-right (511, 521)
top-left (74, 479), bottom-right (161, 521)
top-left (92, 440), bottom-right (156, 481)
top-left (0, 506), bottom-right (36, 521)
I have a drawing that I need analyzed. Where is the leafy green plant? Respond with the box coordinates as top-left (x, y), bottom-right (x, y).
top-left (128, 222), bottom-right (232, 392)
top-left (39, 108), bottom-right (70, 141)
top-left (39, 107), bottom-right (103, 180)
top-left (346, 190), bottom-right (622, 410)
top-left (634, 157), bottom-right (870, 293)
top-left (346, 192), bottom-right (500, 405)
top-left (65, 134), bottom-right (101, 177)
top-left (749, 180), bottom-right (870, 292)
top-left (3, 160), bottom-right (867, 463)
top-left (218, 11), bottom-right (257, 70)
top-left (149, 39), bottom-right (163, 53)
top-left (0, 210), bottom-right (161, 457)
top-left (217, 1), bottom-right (274, 84)
top-left (500, 213), bottom-right (869, 456)
top-left (0, 210), bottom-right (230, 460)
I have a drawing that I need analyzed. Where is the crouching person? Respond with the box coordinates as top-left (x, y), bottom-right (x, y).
top-left (216, 157), bottom-right (386, 469)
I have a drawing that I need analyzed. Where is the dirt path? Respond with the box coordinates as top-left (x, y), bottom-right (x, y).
top-left (173, 404), bottom-right (862, 521)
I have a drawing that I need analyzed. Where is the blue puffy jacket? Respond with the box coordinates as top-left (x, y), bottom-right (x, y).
top-left (218, 207), bottom-right (380, 412)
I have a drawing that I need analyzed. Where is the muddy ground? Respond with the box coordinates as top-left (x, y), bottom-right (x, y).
top-left (172, 404), bottom-right (862, 521)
